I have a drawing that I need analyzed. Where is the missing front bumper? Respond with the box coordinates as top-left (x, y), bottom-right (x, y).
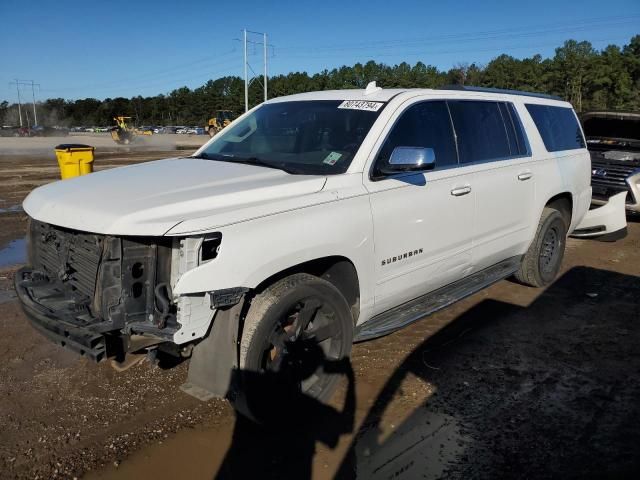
top-left (15, 267), bottom-right (108, 361)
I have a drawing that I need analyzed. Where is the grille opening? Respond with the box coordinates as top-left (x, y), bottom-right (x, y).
top-left (27, 220), bottom-right (177, 336)
top-left (131, 262), bottom-right (144, 279)
top-left (131, 282), bottom-right (143, 298)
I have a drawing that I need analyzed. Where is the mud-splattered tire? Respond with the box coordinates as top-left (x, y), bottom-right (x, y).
top-left (238, 273), bottom-right (353, 403)
top-left (515, 207), bottom-right (567, 287)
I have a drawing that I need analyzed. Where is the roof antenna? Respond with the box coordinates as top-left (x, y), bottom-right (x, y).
top-left (364, 81), bottom-right (382, 95)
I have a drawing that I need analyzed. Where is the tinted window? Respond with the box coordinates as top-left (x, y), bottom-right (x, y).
top-left (498, 102), bottom-right (519, 155)
top-left (506, 103), bottom-right (530, 156)
top-left (375, 101), bottom-right (457, 175)
top-left (448, 101), bottom-right (511, 163)
top-left (525, 104), bottom-right (585, 152)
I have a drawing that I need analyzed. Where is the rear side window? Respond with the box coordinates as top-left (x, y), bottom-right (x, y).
top-left (525, 104), bottom-right (585, 152)
top-left (375, 101), bottom-right (458, 174)
top-left (499, 102), bottom-right (530, 156)
top-left (448, 101), bottom-right (511, 164)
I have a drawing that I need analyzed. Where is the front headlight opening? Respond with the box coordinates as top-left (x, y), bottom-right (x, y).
top-left (199, 234), bottom-right (222, 263)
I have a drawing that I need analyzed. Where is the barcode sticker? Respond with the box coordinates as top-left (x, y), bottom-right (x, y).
top-left (338, 100), bottom-right (384, 112)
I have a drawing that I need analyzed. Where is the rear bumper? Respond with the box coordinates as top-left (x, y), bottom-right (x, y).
top-left (14, 267), bottom-right (108, 361)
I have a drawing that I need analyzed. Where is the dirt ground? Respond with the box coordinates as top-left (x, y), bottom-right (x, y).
top-left (0, 145), bottom-right (639, 479)
top-left (0, 132), bottom-right (207, 157)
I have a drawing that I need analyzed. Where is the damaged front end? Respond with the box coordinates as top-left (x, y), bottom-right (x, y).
top-left (582, 111), bottom-right (640, 214)
top-left (14, 220), bottom-right (184, 362)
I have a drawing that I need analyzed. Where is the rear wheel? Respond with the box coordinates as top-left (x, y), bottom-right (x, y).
top-left (237, 273), bottom-right (353, 414)
top-left (515, 206), bottom-right (567, 287)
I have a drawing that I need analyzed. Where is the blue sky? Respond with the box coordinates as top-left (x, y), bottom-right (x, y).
top-left (0, 0), bottom-right (638, 102)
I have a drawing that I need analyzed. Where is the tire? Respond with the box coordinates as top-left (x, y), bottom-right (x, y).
top-left (237, 273), bottom-right (354, 411)
top-left (208, 127), bottom-right (215, 137)
top-left (514, 207), bottom-right (567, 287)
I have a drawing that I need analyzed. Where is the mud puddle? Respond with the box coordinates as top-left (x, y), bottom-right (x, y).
top-left (0, 205), bottom-right (23, 214)
top-left (0, 238), bottom-right (26, 268)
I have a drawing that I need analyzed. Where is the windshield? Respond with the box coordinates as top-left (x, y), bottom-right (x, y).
top-left (196, 100), bottom-right (384, 174)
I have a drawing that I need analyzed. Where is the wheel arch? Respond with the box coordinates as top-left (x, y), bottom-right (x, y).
top-left (545, 192), bottom-right (573, 227)
top-left (252, 255), bottom-right (361, 324)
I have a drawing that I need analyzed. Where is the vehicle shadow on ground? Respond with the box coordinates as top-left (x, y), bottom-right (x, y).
top-left (337, 266), bottom-right (640, 479)
top-left (214, 340), bottom-right (357, 480)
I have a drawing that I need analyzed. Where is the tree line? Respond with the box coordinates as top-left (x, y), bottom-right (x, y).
top-left (1, 35), bottom-right (638, 127)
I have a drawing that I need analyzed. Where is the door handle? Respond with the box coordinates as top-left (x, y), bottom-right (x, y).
top-left (450, 186), bottom-right (472, 196)
top-left (518, 172), bottom-right (533, 181)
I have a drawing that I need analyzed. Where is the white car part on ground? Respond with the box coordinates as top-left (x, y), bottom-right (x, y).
top-left (571, 191), bottom-right (628, 240)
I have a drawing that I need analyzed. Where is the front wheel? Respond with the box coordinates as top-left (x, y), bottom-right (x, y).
top-left (236, 273), bottom-right (354, 417)
top-left (514, 206), bottom-right (567, 287)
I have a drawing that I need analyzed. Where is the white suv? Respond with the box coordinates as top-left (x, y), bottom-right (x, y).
top-left (15, 84), bottom-right (625, 406)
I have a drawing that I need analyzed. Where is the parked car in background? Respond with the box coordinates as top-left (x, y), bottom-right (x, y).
top-left (176, 126), bottom-right (188, 134)
top-left (31, 126), bottom-right (69, 137)
top-left (187, 127), bottom-right (205, 135)
top-left (0, 126), bottom-right (21, 137)
top-left (582, 111), bottom-right (640, 215)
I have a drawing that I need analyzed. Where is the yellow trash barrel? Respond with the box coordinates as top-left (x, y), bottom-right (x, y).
top-left (54, 144), bottom-right (95, 179)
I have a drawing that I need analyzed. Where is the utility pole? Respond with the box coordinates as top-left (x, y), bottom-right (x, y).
top-left (240, 29), bottom-right (272, 112)
top-left (10, 80), bottom-right (23, 127)
top-left (29, 80), bottom-right (38, 126)
top-left (243, 29), bottom-right (248, 113)
top-left (10, 80), bottom-right (40, 126)
top-left (263, 32), bottom-right (268, 102)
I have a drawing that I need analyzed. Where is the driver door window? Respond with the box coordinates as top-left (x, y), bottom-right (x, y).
top-left (374, 101), bottom-right (458, 177)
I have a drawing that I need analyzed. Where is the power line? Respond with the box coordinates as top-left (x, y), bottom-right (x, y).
top-left (40, 57), bottom-right (242, 98)
top-left (276, 14), bottom-right (640, 53)
top-left (41, 50), bottom-right (239, 94)
top-left (272, 35), bottom-right (634, 62)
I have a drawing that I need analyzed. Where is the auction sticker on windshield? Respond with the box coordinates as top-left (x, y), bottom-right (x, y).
top-left (323, 151), bottom-right (342, 165)
top-left (338, 100), bottom-right (384, 112)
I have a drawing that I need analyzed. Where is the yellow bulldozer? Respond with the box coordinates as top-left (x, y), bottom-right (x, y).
top-left (110, 116), bottom-right (136, 145)
top-left (205, 110), bottom-right (233, 137)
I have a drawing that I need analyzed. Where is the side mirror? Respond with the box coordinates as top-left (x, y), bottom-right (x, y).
top-left (388, 147), bottom-right (436, 172)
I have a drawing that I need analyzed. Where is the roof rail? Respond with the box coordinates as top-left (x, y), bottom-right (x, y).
top-left (438, 85), bottom-right (562, 101)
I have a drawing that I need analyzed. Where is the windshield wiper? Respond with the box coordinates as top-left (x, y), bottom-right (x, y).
top-left (232, 156), bottom-right (300, 174)
top-left (190, 153), bottom-right (300, 174)
top-left (189, 152), bottom-right (215, 159)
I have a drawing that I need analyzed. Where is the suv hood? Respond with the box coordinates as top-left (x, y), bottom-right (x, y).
top-left (582, 111), bottom-right (640, 157)
top-left (23, 158), bottom-right (327, 236)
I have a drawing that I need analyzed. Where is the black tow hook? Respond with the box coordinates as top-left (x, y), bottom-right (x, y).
top-left (154, 282), bottom-right (175, 329)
